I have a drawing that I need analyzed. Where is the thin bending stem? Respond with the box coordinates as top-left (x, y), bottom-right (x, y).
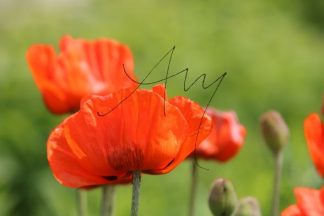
top-left (189, 159), bottom-right (198, 216)
top-left (77, 189), bottom-right (87, 216)
top-left (131, 171), bottom-right (141, 216)
top-left (272, 151), bottom-right (283, 216)
top-left (101, 185), bottom-right (115, 216)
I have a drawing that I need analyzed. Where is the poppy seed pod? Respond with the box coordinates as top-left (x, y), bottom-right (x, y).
top-left (234, 197), bottom-right (261, 216)
top-left (208, 178), bottom-right (238, 216)
top-left (260, 111), bottom-right (289, 155)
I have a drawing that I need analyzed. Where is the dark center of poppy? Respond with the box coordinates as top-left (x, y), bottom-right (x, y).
top-left (102, 175), bottom-right (118, 181)
top-left (108, 146), bottom-right (144, 171)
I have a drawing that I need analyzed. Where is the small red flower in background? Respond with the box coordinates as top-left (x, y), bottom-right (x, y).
top-left (194, 108), bottom-right (246, 162)
top-left (281, 187), bottom-right (324, 216)
top-left (304, 113), bottom-right (324, 177)
top-left (47, 85), bottom-right (212, 188)
top-left (26, 35), bottom-right (136, 114)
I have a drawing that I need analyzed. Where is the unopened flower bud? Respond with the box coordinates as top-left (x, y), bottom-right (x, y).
top-left (260, 111), bottom-right (289, 155)
top-left (208, 178), bottom-right (238, 216)
top-left (234, 197), bottom-right (261, 216)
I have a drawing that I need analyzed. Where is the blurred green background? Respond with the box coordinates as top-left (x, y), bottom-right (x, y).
top-left (0, 0), bottom-right (323, 215)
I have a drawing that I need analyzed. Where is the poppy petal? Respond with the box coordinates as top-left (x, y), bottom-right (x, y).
top-left (26, 45), bottom-right (76, 113)
top-left (152, 84), bottom-right (167, 99)
top-left (27, 35), bottom-right (136, 114)
top-left (150, 96), bottom-right (212, 174)
top-left (281, 205), bottom-right (304, 216)
top-left (194, 109), bottom-right (246, 162)
top-left (304, 113), bottom-right (324, 177)
top-left (59, 35), bottom-right (136, 94)
top-left (213, 111), bottom-right (246, 161)
top-left (41, 82), bottom-right (75, 114)
top-left (65, 88), bottom-right (188, 174)
top-left (47, 123), bottom-right (129, 188)
top-left (26, 45), bottom-right (56, 86)
top-left (295, 187), bottom-right (324, 216)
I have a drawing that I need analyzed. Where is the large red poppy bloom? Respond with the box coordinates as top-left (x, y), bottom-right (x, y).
top-left (304, 113), bottom-right (324, 177)
top-left (281, 187), bottom-right (324, 216)
top-left (26, 35), bottom-right (136, 114)
top-left (194, 108), bottom-right (246, 162)
top-left (47, 85), bottom-right (212, 188)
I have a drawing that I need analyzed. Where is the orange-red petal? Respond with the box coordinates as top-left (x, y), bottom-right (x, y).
top-left (281, 205), bottom-right (304, 216)
top-left (195, 109), bottom-right (246, 162)
top-left (304, 113), bottom-right (324, 177)
top-left (26, 45), bottom-right (74, 113)
top-left (48, 85), bottom-right (211, 186)
top-left (47, 122), bottom-right (131, 188)
top-left (58, 35), bottom-right (136, 94)
top-left (50, 87), bottom-right (189, 180)
top-left (26, 35), bottom-right (136, 114)
top-left (149, 96), bottom-right (212, 174)
top-left (87, 88), bottom-right (188, 172)
top-left (295, 187), bottom-right (324, 216)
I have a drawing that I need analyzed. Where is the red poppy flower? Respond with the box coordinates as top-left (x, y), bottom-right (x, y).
top-left (281, 187), bottom-right (324, 216)
top-left (47, 85), bottom-right (212, 188)
top-left (193, 108), bottom-right (246, 162)
top-left (304, 113), bottom-right (324, 177)
top-left (26, 35), bottom-right (136, 114)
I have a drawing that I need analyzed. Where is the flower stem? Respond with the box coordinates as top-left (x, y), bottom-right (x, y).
top-left (77, 189), bottom-right (87, 216)
top-left (271, 151), bottom-right (283, 216)
top-left (101, 185), bottom-right (115, 216)
top-left (189, 159), bottom-right (198, 216)
top-left (131, 171), bottom-right (141, 216)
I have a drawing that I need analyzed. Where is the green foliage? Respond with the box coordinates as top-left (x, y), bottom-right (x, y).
top-left (0, 0), bottom-right (323, 215)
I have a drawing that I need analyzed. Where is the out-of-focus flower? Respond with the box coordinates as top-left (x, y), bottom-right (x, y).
top-left (304, 113), bottom-right (324, 177)
top-left (282, 205), bottom-right (302, 216)
top-left (260, 111), bottom-right (289, 155)
top-left (281, 187), bottom-right (324, 216)
top-left (194, 108), bottom-right (246, 162)
top-left (47, 85), bottom-right (212, 188)
top-left (26, 35), bottom-right (136, 114)
top-left (208, 178), bottom-right (238, 216)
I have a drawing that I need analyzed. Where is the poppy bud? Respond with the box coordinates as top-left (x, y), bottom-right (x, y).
top-left (260, 111), bottom-right (289, 155)
top-left (234, 197), bottom-right (261, 216)
top-left (208, 178), bottom-right (238, 216)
